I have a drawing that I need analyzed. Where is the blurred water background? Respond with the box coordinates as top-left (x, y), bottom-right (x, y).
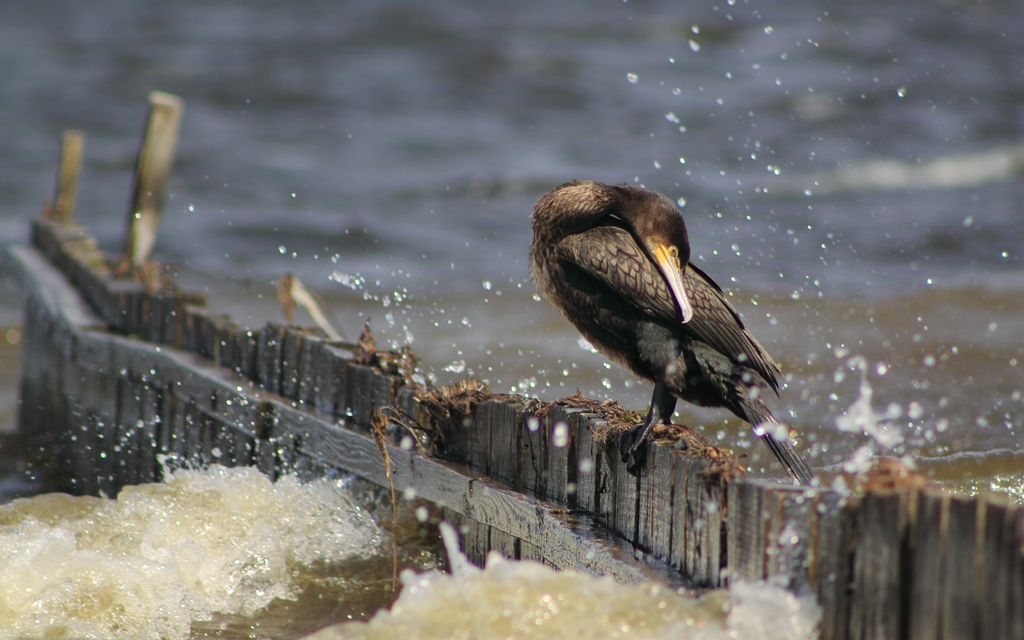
top-left (1, 0), bottom-right (1022, 636)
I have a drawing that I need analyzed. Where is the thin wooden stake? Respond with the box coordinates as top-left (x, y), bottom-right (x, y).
top-left (48, 130), bottom-right (84, 222)
top-left (276, 273), bottom-right (346, 341)
top-left (124, 91), bottom-right (184, 267)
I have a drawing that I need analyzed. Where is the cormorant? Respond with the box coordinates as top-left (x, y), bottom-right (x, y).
top-left (530, 180), bottom-right (815, 485)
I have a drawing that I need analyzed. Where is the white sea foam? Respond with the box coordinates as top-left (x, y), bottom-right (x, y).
top-left (308, 523), bottom-right (819, 640)
top-left (0, 465), bottom-right (383, 639)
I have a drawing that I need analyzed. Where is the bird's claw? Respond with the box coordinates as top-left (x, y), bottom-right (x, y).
top-left (618, 425), bottom-right (649, 476)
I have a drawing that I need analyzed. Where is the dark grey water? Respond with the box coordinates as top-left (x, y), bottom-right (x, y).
top-left (3, 0), bottom-right (1024, 496)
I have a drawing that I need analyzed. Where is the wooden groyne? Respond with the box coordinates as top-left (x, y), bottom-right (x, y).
top-left (7, 93), bottom-right (1024, 640)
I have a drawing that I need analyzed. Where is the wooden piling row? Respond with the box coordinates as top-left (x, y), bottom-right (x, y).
top-left (9, 107), bottom-right (1024, 639)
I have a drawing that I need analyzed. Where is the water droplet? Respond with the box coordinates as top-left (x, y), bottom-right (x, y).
top-left (626, 72), bottom-right (639, 84)
top-left (688, 39), bottom-right (701, 52)
top-left (328, 271), bottom-right (365, 291)
top-left (676, 197), bottom-right (688, 208)
top-left (664, 112), bottom-right (680, 124)
top-left (481, 280), bottom-right (492, 291)
top-left (552, 422), bottom-right (569, 448)
top-left (577, 337), bottom-right (598, 354)
top-left (896, 87), bottom-right (907, 98)
top-left (445, 359), bottom-right (466, 374)
top-left (764, 25), bottom-right (775, 34)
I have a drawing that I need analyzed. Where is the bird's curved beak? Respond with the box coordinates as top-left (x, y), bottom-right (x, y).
top-left (653, 244), bottom-right (693, 324)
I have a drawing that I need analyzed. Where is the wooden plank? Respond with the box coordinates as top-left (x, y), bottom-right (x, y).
top-left (907, 489), bottom-right (944, 640)
top-left (726, 476), bottom-right (764, 582)
top-left (683, 460), bottom-right (708, 583)
top-left (238, 328), bottom-right (260, 381)
top-left (977, 498), bottom-right (1021, 639)
top-left (609, 439), bottom-right (640, 545)
top-left (1007, 505), bottom-right (1024, 639)
top-left (461, 519), bottom-right (491, 567)
top-left (296, 333), bottom-right (322, 409)
top-left (764, 485), bottom-right (813, 592)
top-left (467, 397), bottom-right (491, 475)
top-left (810, 490), bottom-right (855, 640)
top-left (637, 443), bottom-right (674, 560)
top-left (573, 415), bottom-right (600, 513)
top-left (937, 493), bottom-right (981, 639)
top-left (519, 403), bottom-right (547, 497)
top-left (112, 376), bottom-right (138, 488)
top-left (137, 384), bottom-right (161, 483)
top-left (318, 344), bottom-right (352, 419)
top-left (344, 363), bottom-right (375, 428)
top-left (280, 327), bottom-right (303, 401)
top-left (211, 316), bottom-right (243, 372)
top-left (483, 399), bottom-right (515, 485)
top-left (4, 245), bottom-right (103, 330)
top-left (518, 539), bottom-right (543, 562)
top-left (48, 130), bottom-right (85, 222)
top-left (263, 398), bottom-right (677, 584)
top-left (369, 368), bottom-right (396, 421)
top-left (123, 91), bottom-right (184, 266)
top-left (562, 409), bottom-right (584, 511)
top-left (849, 490), bottom-right (909, 640)
top-left (254, 402), bottom-right (278, 478)
top-left (545, 405), bottom-right (574, 504)
top-left (489, 527), bottom-right (518, 560)
top-left (257, 323), bottom-right (285, 393)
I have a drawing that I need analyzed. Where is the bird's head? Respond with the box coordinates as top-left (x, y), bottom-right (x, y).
top-left (533, 180), bottom-right (694, 324)
top-left (609, 185), bottom-right (694, 324)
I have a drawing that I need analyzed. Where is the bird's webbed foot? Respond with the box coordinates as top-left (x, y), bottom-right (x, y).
top-left (618, 381), bottom-right (676, 477)
top-left (618, 424), bottom-right (650, 475)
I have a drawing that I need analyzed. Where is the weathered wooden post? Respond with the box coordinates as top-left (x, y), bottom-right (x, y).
top-left (123, 91), bottom-right (184, 267)
top-left (47, 129), bottom-right (84, 222)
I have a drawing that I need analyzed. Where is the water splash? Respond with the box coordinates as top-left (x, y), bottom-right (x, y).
top-left (0, 465), bottom-right (383, 639)
top-left (309, 524), bottom-right (819, 640)
top-left (835, 356), bottom-right (905, 475)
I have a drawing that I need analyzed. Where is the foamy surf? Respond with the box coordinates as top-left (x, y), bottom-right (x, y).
top-left (307, 523), bottom-right (820, 640)
top-left (0, 464), bottom-right (384, 640)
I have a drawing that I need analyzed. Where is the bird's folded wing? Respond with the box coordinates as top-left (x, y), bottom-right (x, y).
top-left (555, 226), bottom-right (680, 323)
top-left (556, 226), bottom-right (782, 391)
top-left (683, 264), bottom-right (782, 392)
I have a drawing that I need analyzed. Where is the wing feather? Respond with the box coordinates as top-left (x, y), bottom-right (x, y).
top-left (556, 226), bottom-right (781, 391)
top-left (556, 226), bottom-right (678, 323)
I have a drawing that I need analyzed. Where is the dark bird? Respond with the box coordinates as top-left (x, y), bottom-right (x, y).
top-left (530, 180), bottom-right (815, 485)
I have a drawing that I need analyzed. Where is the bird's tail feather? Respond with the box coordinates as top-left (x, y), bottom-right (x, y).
top-left (742, 404), bottom-right (816, 486)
